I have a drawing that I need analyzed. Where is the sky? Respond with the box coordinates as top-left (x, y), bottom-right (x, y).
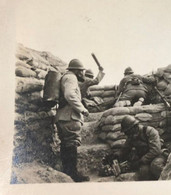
top-left (15, 0), bottom-right (171, 85)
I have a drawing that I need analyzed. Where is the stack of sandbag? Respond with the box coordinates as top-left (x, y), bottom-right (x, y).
top-left (97, 104), bottom-right (171, 149)
top-left (86, 85), bottom-right (117, 112)
top-left (155, 64), bottom-right (171, 103)
top-left (14, 44), bottom-right (67, 164)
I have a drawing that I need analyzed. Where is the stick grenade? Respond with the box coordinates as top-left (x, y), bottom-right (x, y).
top-left (91, 53), bottom-right (102, 69)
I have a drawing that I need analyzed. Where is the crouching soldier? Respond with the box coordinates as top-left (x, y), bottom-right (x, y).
top-left (55, 59), bottom-right (90, 182)
top-left (104, 115), bottom-right (168, 180)
top-left (79, 66), bottom-right (105, 110)
top-left (114, 67), bottom-right (149, 107)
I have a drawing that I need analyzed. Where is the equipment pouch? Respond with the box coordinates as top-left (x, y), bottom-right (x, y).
top-left (131, 77), bottom-right (141, 85)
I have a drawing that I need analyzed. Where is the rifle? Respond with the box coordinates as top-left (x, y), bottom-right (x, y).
top-left (154, 86), bottom-right (171, 109)
top-left (91, 53), bottom-right (104, 70)
top-left (115, 81), bottom-right (128, 104)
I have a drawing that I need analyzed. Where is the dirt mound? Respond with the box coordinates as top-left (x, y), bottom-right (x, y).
top-left (11, 161), bottom-right (73, 184)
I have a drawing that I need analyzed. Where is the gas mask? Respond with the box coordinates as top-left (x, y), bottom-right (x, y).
top-left (76, 70), bottom-right (85, 82)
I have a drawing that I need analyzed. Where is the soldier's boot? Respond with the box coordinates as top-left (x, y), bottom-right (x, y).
top-left (61, 145), bottom-right (90, 182)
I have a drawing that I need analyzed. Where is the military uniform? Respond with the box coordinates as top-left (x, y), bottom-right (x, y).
top-left (55, 71), bottom-right (86, 147)
top-left (117, 74), bottom-right (148, 104)
top-left (119, 124), bottom-right (167, 180)
top-left (79, 70), bottom-right (105, 111)
top-left (55, 60), bottom-right (89, 182)
top-left (80, 70), bottom-right (105, 98)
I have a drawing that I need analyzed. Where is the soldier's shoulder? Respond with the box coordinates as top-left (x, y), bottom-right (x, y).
top-left (62, 71), bottom-right (76, 80)
top-left (146, 126), bottom-right (159, 136)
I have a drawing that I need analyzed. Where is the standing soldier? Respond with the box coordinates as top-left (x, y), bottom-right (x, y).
top-left (104, 115), bottom-right (168, 180)
top-left (55, 59), bottom-right (90, 182)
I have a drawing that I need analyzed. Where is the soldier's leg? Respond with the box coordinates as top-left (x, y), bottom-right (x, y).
top-left (150, 155), bottom-right (167, 180)
top-left (120, 90), bottom-right (147, 106)
top-left (56, 121), bottom-right (89, 182)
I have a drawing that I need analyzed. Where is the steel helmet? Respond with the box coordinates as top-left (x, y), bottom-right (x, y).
top-left (124, 67), bottom-right (134, 75)
top-left (121, 115), bottom-right (139, 133)
top-left (85, 69), bottom-right (94, 77)
top-left (67, 59), bottom-right (85, 70)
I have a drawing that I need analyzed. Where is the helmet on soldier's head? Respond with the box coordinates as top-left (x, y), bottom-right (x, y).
top-left (121, 115), bottom-right (139, 133)
top-left (85, 69), bottom-right (94, 78)
top-left (124, 67), bottom-right (134, 75)
top-left (67, 59), bottom-right (85, 70)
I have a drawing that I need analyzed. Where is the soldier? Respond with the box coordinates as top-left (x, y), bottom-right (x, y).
top-left (104, 116), bottom-right (168, 180)
top-left (80, 67), bottom-right (105, 98)
top-left (79, 66), bottom-right (105, 110)
top-left (114, 67), bottom-right (148, 107)
top-left (55, 59), bottom-right (90, 182)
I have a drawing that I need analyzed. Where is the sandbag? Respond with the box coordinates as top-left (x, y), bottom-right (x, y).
top-left (106, 132), bottom-right (126, 141)
top-left (114, 100), bottom-right (131, 107)
top-left (141, 121), bottom-right (162, 128)
top-left (141, 104), bottom-right (165, 113)
top-left (101, 124), bottom-right (121, 132)
top-left (128, 106), bottom-right (144, 114)
top-left (49, 66), bottom-right (59, 72)
top-left (101, 90), bottom-right (116, 97)
top-left (35, 69), bottom-right (47, 79)
top-left (161, 111), bottom-right (171, 118)
top-left (16, 47), bottom-right (32, 60)
top-left (89, 90), bottom-right (104, 97)
top-left (89, 85), bottom-right (116, 91)
top-left (40, 51), bottom-right (67, 72)
top-left (15, 66), bottom-right (37, 77)
top-left (135, 113), bottom-right (153, 122)
top-left (103, 107), bottom-right (130, 117)
top-left (29, 51), bottom-right (50, 66)
top-left (156, 68), bottom-right (165, 77)
top-left (16, 77), bottom-right (44, 94)
top-left (164, 84), bottom-right (171, 96)
top-left (104, 115), bottom-right (127, 125)
top-left (163, 72), bottom-right (171, 83)
top-left (28, 59), bottom-right (49, 71)
top-left (16, 60), bottom-right (32, 69)
top-left (157, 79), bottom-right (168, 91)
top-left (164, 64), bottom-right (171, 73)
top-left (15, 93), bottom-right (28, 105)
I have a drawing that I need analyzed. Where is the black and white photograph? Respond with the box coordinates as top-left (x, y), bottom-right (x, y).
top-left (1, 0), bottom-right (171, 194)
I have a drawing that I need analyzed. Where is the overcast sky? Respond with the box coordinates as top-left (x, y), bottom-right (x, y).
top-left (16, 0), bottom-right (171, 85)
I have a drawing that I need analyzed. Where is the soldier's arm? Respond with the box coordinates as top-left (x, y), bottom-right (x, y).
top-left (63, 75), bottom-right (87, 113)
top-left (117, 77), bottom-right (128, 95)
top-left (140, 127), bottom-right (161, 164)
top-left (86, 69), bottom-right (105, 87)
top-left (118, 138), bottom-right (132, 161)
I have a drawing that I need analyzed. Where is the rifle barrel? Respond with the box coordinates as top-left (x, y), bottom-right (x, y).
top-left (154, 86), bottom-right (171, 108)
